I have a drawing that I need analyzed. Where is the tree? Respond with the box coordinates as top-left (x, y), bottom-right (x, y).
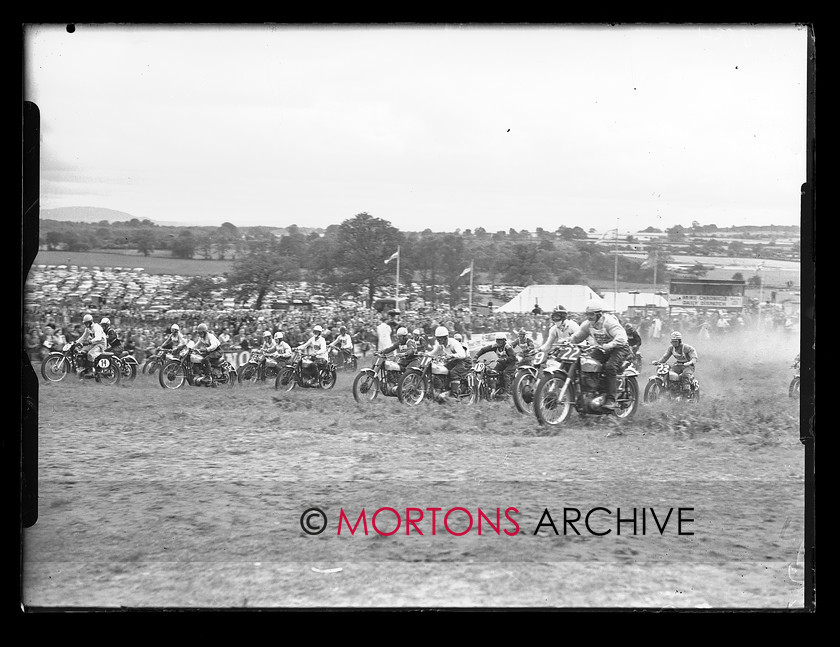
top-left (182, 276), bottom-right (218, 308)
top-left (666, 225), bottom-right (686, 241)
top-left (227, 250), bottom-right (300, 310)
top-left (334, 212), bottom-right (403, 307)
top-left (133, 229), bottom-right (156, 257)
top-left (171, 231), bottom-right (197, 259)
top-left (731, 272), bottom-right (745, 281)
top-left (45, 231), bottom-right (63, 251)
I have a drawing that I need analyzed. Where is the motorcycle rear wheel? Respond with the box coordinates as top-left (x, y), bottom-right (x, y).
top-left (399, 373), bottom-right (427, 406)
top-left (120, 359), bottom-right (137, 382)
top-left (41, 355), bottom-right (69, 382)
top-left (320, 368), bottom-right (337, 390)
top-left (352, 371), bottom-right (379, 403)
top-left (533, 374), bottom-right (574, 427)
top-left (159, 361), bottom-right (187, 389)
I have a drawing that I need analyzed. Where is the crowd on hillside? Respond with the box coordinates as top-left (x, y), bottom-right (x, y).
top-left (23, 295), bottom-right (798, 365)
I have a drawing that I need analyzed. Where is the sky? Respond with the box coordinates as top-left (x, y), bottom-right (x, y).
top-left (23, 24), bottom-right (810, 233)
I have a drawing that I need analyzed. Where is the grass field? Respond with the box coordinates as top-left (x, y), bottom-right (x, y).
top-left (21, 328), bottom-right (809, 609)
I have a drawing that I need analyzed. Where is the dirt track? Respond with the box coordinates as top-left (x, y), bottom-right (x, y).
top-left (21, 331), bottom-right (807, 609)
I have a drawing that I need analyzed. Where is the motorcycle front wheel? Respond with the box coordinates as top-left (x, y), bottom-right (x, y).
top-left (319, 368), bottom-right (337, 390)
top-left (120, 359), bottom-right (138, 382)
top-left (788, 377), bottom-right (799, 398)
top-left (159, 361), bottom-right (187, 389)
top-left (94, 358), bottom-right (121, 386)
top-left (533, 374), bottom-right (574, 427)
top-left (352, 371), bottom-right (380, 403)
top-left (398, 372), bottom-right (427, 406)
top-left (613, 376), bottom-right (639, 419)
top-left (511, 371), bottom-right (537, 414)
top-left (237, 363), bottom-right (259, 385)
top-left (41, 355), bottom-right (69, 383)
top-left (643, 380), bottom-right (665, 403)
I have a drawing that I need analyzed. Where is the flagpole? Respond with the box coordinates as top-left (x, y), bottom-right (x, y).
top-left (613, 219), bottom-right (619, 313)
top-left (468, 259), bottom-right (474, 312)
top-left (395, 245), bottom-right (400, 303)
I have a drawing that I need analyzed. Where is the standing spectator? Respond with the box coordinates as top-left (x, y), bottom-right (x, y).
top-left (26, 328), bottom-right (43, 362)
top-left (649, 314), bottom-right (663, 342)
top-left (377, 316), bottom-right (393, 352)
top-left (531, 302), bottom-right (543, 315)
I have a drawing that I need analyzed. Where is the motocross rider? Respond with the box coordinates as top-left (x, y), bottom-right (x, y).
top-left (475, 332), bottom-right (518, 394)
top-left (100, 317), bottom-right (123, 356)
top-left (260, 330), bottom-right (277, 356)
top-left (623, 321), bottom-right (643, 367)
top-left (160, 324), bottom-right (188, 353)
top-left (75, 313), bottom-right (107, 375)
top-left (194, 322), bottom-right (222, 384)
top-left (298, 325), bottom-right (329, 380)
top-left (273, 331), bottom-right (292, 364)
top-left (538, 305), bottom-right (581, 353)
top-left (412, 328), bottom-right (429, 351)
top-left (569, 303), bottom-right (631, 410)
top-left (510, 328), bottom-right (535, 357)
top-left (328, 325), bottom-right (355, 367)
top-left (426, 325), bottom-right (468, 400)
top-left (379, 326), bottom-right (419, 372)
top-left (653, 331), bottom-right (698, 392)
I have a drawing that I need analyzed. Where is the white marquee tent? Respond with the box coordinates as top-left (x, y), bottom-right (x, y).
top-left (495, 285), bottom-right (608, 314)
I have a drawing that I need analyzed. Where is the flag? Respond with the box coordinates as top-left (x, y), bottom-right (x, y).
top-left (384, 250), bottom-right (399, 265)
top-left (754, 262), bottom-right (764, 273)
top-left (459, 265), bottom-right (472, 277)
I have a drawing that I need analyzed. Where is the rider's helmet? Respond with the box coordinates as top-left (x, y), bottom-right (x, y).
top-left (313, 325), bottom-right (323, 335)
top-left (196, 323), bottom-right (208, 336)
top-left (83, 314), bottom-right (93, 326)
top-left (495, 332), bottom-right (507, 345)
top-left (518, 328), bottom-right (527, 337)
top-left (435, 326), bottom-right (449, 345)
top-left (274, 331), bottom-right (284, 340)
top-left (551, 305), bottom-right (568, 322)
top-left (585, 302), bottom-right (603, 321)
top-left (397, 326), bottom-right (409, 342)
top-left (171, 323), bottom-right (180, 333)
top-left (99, 317), bottom-right (111, 328)
top-left (263, 331), bottom-right (272, 338)
top-left (453, 333), bottom-right (463, 342)
top-left (624, 321), bottom-right (635, 333)
top-left (670, 331), bottom-right (683, 345)
top-left (412, 328), bottom-right (422, 337)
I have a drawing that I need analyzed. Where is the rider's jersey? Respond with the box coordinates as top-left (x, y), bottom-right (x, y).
top-left (261, 338), bottom-right (277, 354)
top-left (539, 319), bottom-right (582, 352)
top-left (331, 333), bottom-right (354, 351)
top-left (571, 314), bottom-right (628, 351)
top-left (77, 323), bottom-right (106, 346)
top-left (161, 331), bottom-right (187, 349)
top-left (657, 342), bottom-right (698, 365)
top-left (104, 327), bottom-right (122, 350)
top-left (275, 341), bottom-right (292, 358)
top-left (428, 337), bottom-right (467, 360)
top-left (511, 337), bottom-right (535, 354)
top-left (381, 338), bottom-right (418, 358)
top-left (477, 343), bottom-right (517, 363)
top-left (300, 335), bottom-right (329, 360)
top-left (196, 332), bottom-right (221, 353)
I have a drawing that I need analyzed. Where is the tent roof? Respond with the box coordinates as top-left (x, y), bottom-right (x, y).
top-left (495, 285), bottom-right (607, 313)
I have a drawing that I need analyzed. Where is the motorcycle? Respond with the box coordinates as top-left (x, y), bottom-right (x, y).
top-left (643, 362), bottom-right (701, 403)
top-left (511, 347), bottom-right (563, 415)
top-left (469, 356), bottom-right (510, 404)
top-left (237, 348), bottom-right (284, 385)
top-left (533, 341), bottom-right (640, 426)
top-left (158, 341), bottom-right (237, 389)
top-left (398, 355), bottom-right (474, 406)
top-left (142, 346), bottom-right (167, 375)
top-left (788, 356), bottom-right (800, 398)
top-left (40, 340), bottom-right (121, 385)
top-left (330, 346), bottom-right (358, 372)
top-left (274, 350), bottom-right (337, 391)
top-left (351, 352), bottom-right (406, 403)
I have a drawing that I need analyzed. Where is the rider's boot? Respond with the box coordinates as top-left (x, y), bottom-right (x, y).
top-left (602, 375), bottom-right (617, 409)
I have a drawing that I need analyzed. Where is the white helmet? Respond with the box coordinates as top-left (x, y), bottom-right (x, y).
top-left (263, 331), bottom-right (272, 337)
top-left (397, 327), bottom-right (409, 336)
top-left (412, 328), bottom-right (422, 336)
top-left (313, 325), bottom-right (323, 333)
top-left (83, 314), bottom-right (93, 325)
top-left (435, 326), bottom-right (449, 337)
top-left (453, 333), bottom-right (463, 342)
top-left (100, 317), bottom-right (110, 326)
top-left (671, 331), bottom-right (683, 341)
top-left (171, 324), bottom-right (180, 332)
top-left (274, 331), bottom-right (284, 340)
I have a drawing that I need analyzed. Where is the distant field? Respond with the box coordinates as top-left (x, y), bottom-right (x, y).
top-left (29, 250), bottom-right (234, 277)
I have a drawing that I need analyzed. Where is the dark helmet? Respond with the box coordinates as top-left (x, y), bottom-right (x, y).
top-left (551, 306), bottom-right (568, 322)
